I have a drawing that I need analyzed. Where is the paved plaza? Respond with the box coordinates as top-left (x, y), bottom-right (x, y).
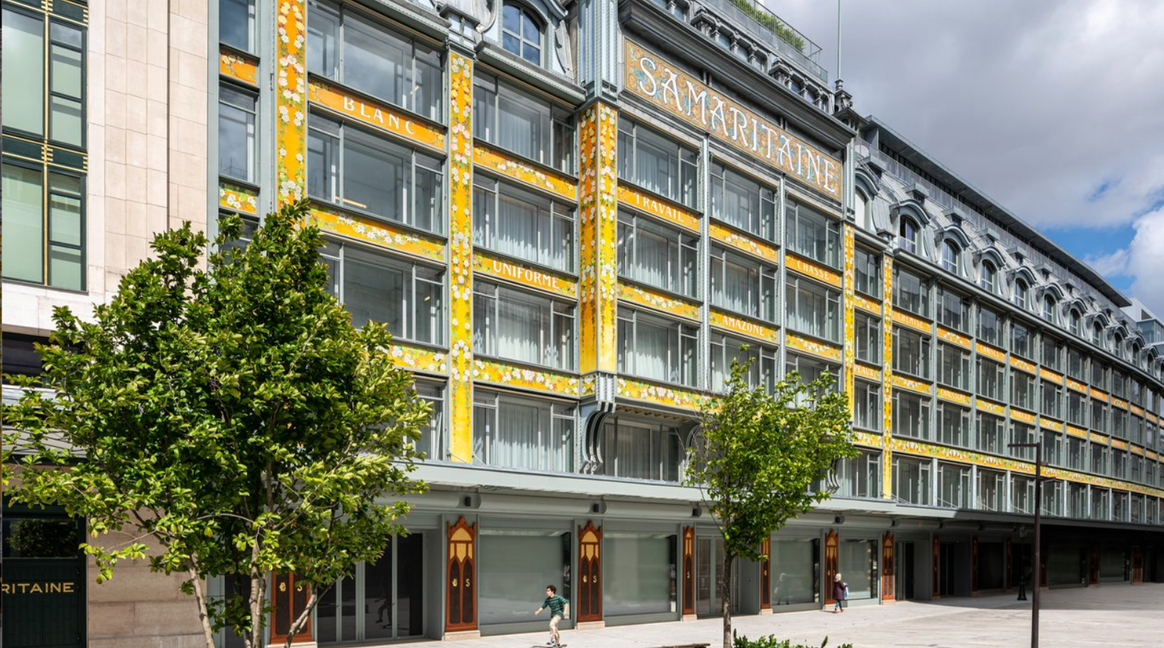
top-left (392, 584), bottom-right (1162, 648)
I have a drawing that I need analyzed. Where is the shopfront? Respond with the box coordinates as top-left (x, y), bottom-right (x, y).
top-left (0, 503), bottom-right (86, 648)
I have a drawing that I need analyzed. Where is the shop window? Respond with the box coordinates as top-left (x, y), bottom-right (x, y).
top-left (892, 328), bottom-right (931, 380)
top-left (771, 538), bottom-right (819, 606)
top-left (219, 84), bottom-right (257, 183)
top-left (478, 530), bottom-right (572, 625)
top-left (220, 0), bottom-right (256, 52)
top-left (320, 241), bottom-right (444, 345)
top-left (838, 539), bottom-right (877, 600)
top-left (893, 267), bottom-right (929, 317)
top-left (893, 391), bottom-right (930, 441)
top-left (892, 456), bottom-right (931, 505)
top-left (617, 308), bottom-right (698, 387)
top-left (473, 175), bottom-right (575, 272)
top-left (617, 212), bottom-right (698, 298)
top-left (935, 285), bottom-right (970, 333)
top-left (785, 275), bottom-right (841, 343)
top-left (854, 247), bottom-right (880, 298)
top-left (618, 119), bottom-right (698, 208)
top-left (854, 312), bottom-right (881, 365)
top-left (854, 380), bottom-right (881, 432)
top-left (976, 357), bottom-right (1004, 402)
top-left (501, 2), bottom-right (543, 65)
top-left (785, 200), bottom-right (841, 269)
top-left (710, 334), bottom-right (777, 393)
top-left (711, 246), bottom-right (777, 322)
top-left (937, 342), bottom-right (970, 391)
top-left (308, 0), bottom-right (443, 121)
top-left (474, 72), bottom-right (574, 172)
top-left (603, 534), bottom-right (677, 616)
top-left (710, 162), bottom-right (776, 241)
top-left (599, 417), bottom-right (683, 482)
top-left (308, 115), bottom-right (444, 234)
top-left (473, 280), bottom-right (575, 371)
top-left (472, 389), bottom-right (574, 472)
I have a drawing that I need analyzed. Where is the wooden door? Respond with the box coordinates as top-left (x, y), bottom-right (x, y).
top-left (881, 532), bottom-right (895, 601)
top-left (681, 527), bottom-right (695, 615)
top-left (759, 537), bottom-right (771, 610)
top-left (271, 573), bottom-right (312, 644)
top-left (971, 536), bottom-right (979, 594)
top-left (578, 521), bottom-right (603, 622)
top-left (824, 529), bottom-right (838, 605)
top-left (1132, 546), bottom-right (1143, 584)
top-left (931, 535), bottom-right (940, 599)
top-left (446, 517), bottom-right (477, 632)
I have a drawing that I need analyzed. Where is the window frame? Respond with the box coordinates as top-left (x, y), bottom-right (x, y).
top-left (500, 1), bottom-right (544, 66)
top-left (473, 279), bottom-right (576, 371)
top-left (218, 82), bottom-right (258, 183)
top-left (617, 307), bottom-right (699, 387)
top-left (709, 160), bottom-right (777, 242)
top-left (617, 211), bottom-right (699, 299)
top-left (709, 245), bottom-right (778, 323)
top-left (617, 118), bottom-right (699, 209)
top-left (472, 174), bottom-right (576, 273)
top-left (785, 199), bottom-right (841, 269)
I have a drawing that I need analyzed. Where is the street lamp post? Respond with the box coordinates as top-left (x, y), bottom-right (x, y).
top-left (1009, 441), bottom-right (1042, 648)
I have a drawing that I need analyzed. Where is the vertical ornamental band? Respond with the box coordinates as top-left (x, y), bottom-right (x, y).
top-left (881, 255), bottom-right (895, 499)
top-left (276, 0), bottom-right (307, 206)
top-left (842, 224), bottom-right (856, 412)
top-left (448, 52), bottom-right (475, 463)
top-left (578, 103), bottom-right (619, 375)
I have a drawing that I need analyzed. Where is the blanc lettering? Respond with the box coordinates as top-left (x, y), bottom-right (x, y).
top-left (341, 96), bottom-right (417, 135)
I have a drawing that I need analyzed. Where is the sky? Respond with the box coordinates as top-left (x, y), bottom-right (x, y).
top-left (768, 0), bottom-right (1164, 316)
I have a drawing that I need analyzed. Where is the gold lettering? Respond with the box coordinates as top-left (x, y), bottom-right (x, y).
top-left (1, 584), bottom-right (9, 594)
top-left (343, 96), bottom-right (355, 112)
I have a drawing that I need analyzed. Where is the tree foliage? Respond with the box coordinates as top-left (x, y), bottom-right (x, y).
top-left (2, 200), bottom-right (430, 648)
top-left (686, 356), bottom-right (856, 648)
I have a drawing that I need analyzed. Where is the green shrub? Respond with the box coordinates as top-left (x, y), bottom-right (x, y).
top-left (732, 630), bottom-right (854, 648)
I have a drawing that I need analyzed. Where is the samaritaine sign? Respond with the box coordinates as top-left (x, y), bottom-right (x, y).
top-left (624, 39), bottom-right (843, 202)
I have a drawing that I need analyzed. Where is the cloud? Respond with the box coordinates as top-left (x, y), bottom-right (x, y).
top-left (766, 0), bottom-right (1164, 307)
top-left (1084, 248), bottom-right (1130, 278)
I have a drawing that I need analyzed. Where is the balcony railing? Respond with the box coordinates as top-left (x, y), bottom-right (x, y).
top-left (699, 0), bottom-right (827, 82)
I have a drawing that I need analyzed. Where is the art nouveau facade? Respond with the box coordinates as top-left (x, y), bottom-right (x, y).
top-left (3, 0), bottom-right (1164, 645)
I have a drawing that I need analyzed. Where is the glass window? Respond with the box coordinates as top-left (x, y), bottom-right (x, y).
top-left (898, 217), bottom-right (918, 254)
top-left (219, 84), bottom-right (257, 182)
top-left (1067, 437), bottom-right (1088, 472)
top-left (977, 413), bottom-right (1006, 455)
top-left (854, 380), bottom-right (880, 431)
top-left (978, 469), bottom-right (1006, 512)
top-left (1011, 370), bottom-right (1036, 412)
top-left (854, 247), bottom-right (880, 298)
top-left (855, 312), bottom-right (881, 365)
top-left (1068, 309), bottom-right (1082, 337)
top-left (977, 357), bottom-right (1004, 402)
top-left (603, 534), bottom-right (677, 616)
top-left (48, 21), bottom-right (84, 147)
top-left (1091, 442), bottom-right (1109, 476)
top-left (935, 286), bottom-right (970, 333)
top-left (894, 267), bottom-right (929, 317)
top-left (308, 0), bottom-right (443, 121)
top-left (473, 175), bottom-right (575, 272)
top-left (892, 456), bottom-right (931, 505)
top-left (710, 161), bottom-right (776, 241)
top-left (617, 212), bottom-right (698, 298)
top-left (978, 306), bottom-right (1002, 346)
top-left (784, 353), bottom-right (839, 395)
top-left (1011, 475), bottom-right (1035, 514)
top-left (940, 240), bottom-right (960, 275)
top-left (599, 416), bottom-right (683, 482)
top-left (473, 389), bottom-right (574, 471)
top-left (617, 308), bottom-right (698, 387)
top-left (938, 462), bottom-right (971, 509)
top-left (1011, 321), bottom-right (1034, 359)
top-left (937, 403), bottom-right (970, 449)
top-left (937, 343), bottom-right (970, 391)
top-left (478, 531), bottom-right (572, 626)
top-left (474, 281), bottom-right (575, 371)
top-left (474, 73), bottom-right (574, 172)
top-left (618, 119), bottom-right (698, 208)
top-left (501, 2), bottom-right (543, 65)
top-left (220, 0), bottom-right (256, 51)
top-left (785, 275), bottom-right (841, 343)
top-left (1091, 361), bottom-right (1107, 390)
top-left (413, 382), bottom-right (445, 461)
top-left (2, 163), bottom-right (46, 285)
top-left (1091, 399), bottom-right (1107, 432)
top-left (979, 261), bottom-right (997, 294)
top-left (1013, 278), bottom-right (1030, 311)
top-left (785, 200), bottom-right (841, 269)
top-left (838, 539), bottom-right (877, 600)
top-left (893, 390), bottom-right (930, 441)
top-left (1011, 423), bottom-right (1036, 461)
top-left (1067, 347), bottom-right (1086, 380)
top-left (2, 7), bottom-right (45, 135)
top-left (711, 247), bottom-right (777, 322)
top-left (321, 241), bottom-right (445, 345)
top-left (1041, 380), bottom-right (1062, 419)
top-left (771, 539), bottom-right (819, 606)
top-left (1067, 391), bottom-right (1087, 427)
top-left (710, 334), bottom-right (777, 393)
top-left (1041, 429), bottom-right (1062, 467)
top-left (1042, 294), bottom-right (1057, 324)
top-left (308, 115), bottom-right (444, 234)
top-left (892, 328), bottom-right (931, 380)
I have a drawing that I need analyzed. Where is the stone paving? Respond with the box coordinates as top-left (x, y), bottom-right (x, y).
top-left (391, 583), bottom-right (1162, 648)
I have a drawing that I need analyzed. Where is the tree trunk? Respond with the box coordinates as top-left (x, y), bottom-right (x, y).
top-left (285, 591), bottom-right (318, 648)
top-left (721, 550), bottom-right (734, 648)
top-left (187, 566), bottom-right (217, 648)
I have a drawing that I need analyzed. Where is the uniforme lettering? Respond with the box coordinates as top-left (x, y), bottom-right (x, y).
top-left (627, 43), bottom-right (841, 200)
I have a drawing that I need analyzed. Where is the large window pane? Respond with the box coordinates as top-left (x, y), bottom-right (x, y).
top-left (472, 390), bottom-right (573, 472)
top-left (771, 538), bottom-right (818, 606)
top-left (219, 85), bottom-right (256, 181)
top-left (604, 534), bottom-right (677, 616)
top-left (479, 531), bottom-right (572, 625)
top-left (2, 165), bottom-right (45, 284)
top-left (220, 0), bottom-right (255, 51)
top-left (618, 120), bottom-right (698, 208)
top-left (838, 540), bottom-right (876, 600)
top-left (48, 173), bottom-right (84, 290)
top-left (2, 9), bottom-right (45, 135)
top-left (785, 201), bottom-right (840, 268)
top-left (599, 417), bottom-right (682, 482)
top-left (617, 213), bottom-right (698, 298)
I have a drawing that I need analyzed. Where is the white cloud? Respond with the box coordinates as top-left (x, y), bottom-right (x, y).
top-left (1084, 248), bottom-right (1130, 278)
top-left (1127, 207), bottom-right (1164, 315)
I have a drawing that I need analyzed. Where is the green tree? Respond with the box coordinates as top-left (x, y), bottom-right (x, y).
top-left (686, 356), bottom-right (856, 648)
top-left (2, 201), bottom-right (430, 648)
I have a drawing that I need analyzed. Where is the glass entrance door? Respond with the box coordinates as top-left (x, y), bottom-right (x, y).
top-left (316, 533), bottom-right (424, 643)
top-left (894, 541), bottom-right (915, 600)
top-left (695, 537), bottom-right (739, 617)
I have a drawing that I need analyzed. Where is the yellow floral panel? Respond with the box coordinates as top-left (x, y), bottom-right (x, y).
top-left (1130, 404), bottom-right (1145, 417)
top-left (308, 78), bottom-right (445, 152)
top-left (1111, 438), bottom-right (1129, 451)
top-left (936, 387), bottom-right (971, 405)
top-left (936, 327), bottom-right (972, 350)
top-left (1111, 396), bottom-right (1129, 410)
top-left (709, 309), bottom-right (779, 344)
top-left (880, 255), bottom-right (895, 499)
top-left (308, 205), bottom-right (445, 263)
top-left (1040, 418), bottom-right (1063, 432)
top-left (891, 375), bottom-right (931, 395)
top-left (474, 144), bottom-right (578, 201)
top-left (578, 103), bottom-right (619, 374)
top-left (976, 342), bottom-right (1006, 362)
top-left (1009, 356), bottom-right (1036, 374)
top-left (976, 398), bottom-right (1006, 416)
top-left (786, 333), bottom-right (842, 362)
top-left (1010, 408), bottom-right (1036, 424)
top-left (1066, 425), bottom-right (1088, 439)
top-left (219, 182), bottom-right (258, 215)
top-left (891, 309), bottom-right (931, 333)
top-left (708, 222), bottom-right (779, 263)
top-left (447, 52), bottom-right (475, 464)
top-left (853, 364), bottom-right (882, 382)
top-left (1066, 378), bottom-right (1088, 393)
top-left (473, 253), bottom-right (578, 299)
top-left (854, 431), bottom-right (884, 448)
top-left (786, 254), bottom-right (842, 288)
top-left (1039, 367), bottom-right (1064, 384)
top-left (389, 343), bottom-right (448, 374)
top-left (854, 294), bottom-right (881, 314)
top-left (1091, 432), bottom-right (1111, 445)
top-left (474, 359), bottom-right (579, 396)
top-left (618, 378), bottom-right (704, 411)
top-left (617, 183), bottom-right (699, 232)
top-left (1090, 387), bottom-right (1110, 402)
top-left (220, 48), bottom-right (258, 86)
top-left (842, 224), bottom-right (855, 412)
top-left (619, 281), bottom-right (700, 320)
top-left (276, 0), bottom-right (307, 206)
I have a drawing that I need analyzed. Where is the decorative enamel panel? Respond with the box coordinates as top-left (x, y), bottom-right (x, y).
top-left (937, 387), bottom-right (972, 405)
top-left (220, 48), bottom-right (258, 86)
top-left (1040, 418), bottom-right (1063, 432)
top-left (619, 281), bottom-right (701, 320)
top-left (447, 52), bottom-right (475, 463)
top-left (708, 222), bottom-right (779, 263)
top-left (474, 145), bottom-right (577, 201)
top-left (1067, 378), bottom-right (1088, 393)
top-left (881, 256), bottom-right (895, 499)
top-left (275, 0), bottom-right (307, 206)
top-left (623, 40), bottom-right (842, 201)
top-left (786, 333), bottom-right (842, 361)
top-left (1111, 396), bottom-right (1129, 410)
top-left (854, 431), bottom-right (884, 448)
top-left (892, 375), bottom-right (932, 395)
top-left (473, 359), bottom-right (579, 396)
top-left (787, 254), bottom-right (842, 288)
top-left (308, 205), bottom-right (445, 263)
top-left (219, 182), bottom-right (258, 215)
top-left (1039, 368), bottom-right (1064, 384)
top-left (1009, 357), bottom-right (1037, 374)
top-left (472, 252), bottom-right (577, 299)
top-left (617, 378), bottom-right (704, 410)
top-left (579, 103), bottom-right (619, 374)
top-left (617, 183), bottom-right (699, 231)
top-left (976, 342), bottom-right (1007, 362)
top-left (936, 327), bottom-right (972, 350)
top-left (976, 398), bottom-right (1006, 416)
top-left (308, 78), bottom-right (445, 152)
top-left (854, 294), bottom-right (881, 314)
top-left (853, 364), bottom-right (882, 382)
top-left (891, 309), bottom-right (931, 333)
top-left (1111, 438), bottom-right (1129, 451)
top-left (1091, 432), bottom-right (1111, 445)
top-left (1090, 387), bottom-right (1110, 402)
top-left (1010, 408), bottom-right (1036, 424)
top-left (389, 344), bottom-right (449, 374)
top-left (708, 309), bottom-right (779, 344)
top-left (1066, 425), bottom-right (1088, 439)
top-left (842, 224), bottom-right (856, 412)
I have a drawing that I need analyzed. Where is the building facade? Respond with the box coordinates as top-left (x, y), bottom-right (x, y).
top-left (3, 0), bottom-right (1164, 645)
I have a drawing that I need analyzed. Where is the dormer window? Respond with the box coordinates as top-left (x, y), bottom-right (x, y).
top-left (1092, 321), bottom-right (1104, 346)
top-left (980, 261), bottom-right (997, 294)
top-left (1013, 278), bottom-right (1030, 311)
top-left (1042, 294), bottom-right (1057, 324)
top-left (940, 240), bottom-right (960, 275)
top-left (502, 3), bottom-right (542, 65)
top-left (1068, 309), bottom-right (1082, 337)
top-left (899, 218), bottom-right (918, 254)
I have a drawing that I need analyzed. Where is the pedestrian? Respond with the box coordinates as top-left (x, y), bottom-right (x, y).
top-left (534, 584), bottom-right (568, 647)
top-left (832, 573), bottom-right (848, 613)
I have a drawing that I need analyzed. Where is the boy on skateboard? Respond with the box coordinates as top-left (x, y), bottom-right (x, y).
top-left (534, 584), bottom-right (568, 647)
